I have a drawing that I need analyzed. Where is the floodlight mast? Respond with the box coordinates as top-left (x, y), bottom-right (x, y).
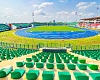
top-left (97, 6), bottom-right (99, 17)
top-left (75, 11), bottom-right (77, 22)
top-left (32, 12), bottom-right (34, 23)
top-left (66, 13), bottom-right (68, 25)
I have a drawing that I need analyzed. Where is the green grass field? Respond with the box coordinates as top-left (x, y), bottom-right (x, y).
top-left (27, 26), bottom-right (84, 32)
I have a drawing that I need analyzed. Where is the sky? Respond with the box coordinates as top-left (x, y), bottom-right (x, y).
top-left (0, 0), bottom-right (99, 23)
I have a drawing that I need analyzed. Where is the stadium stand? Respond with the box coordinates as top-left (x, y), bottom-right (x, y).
top-left (0, 50), bottom-right (99, 80)
top-left (0, 24), bottom-right (11, 32)
top-left (0, 47), bottom-right (38, 61)
top-left (72, 50), bottom-right (100, 60)
top-left (12, 23), bottom-right (31, 29)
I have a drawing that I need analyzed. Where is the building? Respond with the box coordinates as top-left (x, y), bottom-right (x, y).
top-left (79, 16), bottom-right (100, 29)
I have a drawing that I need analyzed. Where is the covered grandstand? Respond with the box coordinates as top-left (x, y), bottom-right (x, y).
top-left (79, 16), bottom-right (100, 29)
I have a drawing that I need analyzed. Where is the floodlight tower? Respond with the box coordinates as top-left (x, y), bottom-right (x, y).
top-left (74, 11), bottom-right (78, 22)
top-left (79, 14), bottom-right (81, 22)
top-left (97, 6), bottom-right (99, 17)
top-left (65, 13), bottom-right (68, 25)
top-left (32, 12), bottom-right (34, 23)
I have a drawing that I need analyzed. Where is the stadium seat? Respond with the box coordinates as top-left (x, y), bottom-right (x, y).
top-left (67, 64), bottom-right (76, 70)
top-left (16, 61), bottom-right (25, 67)
top-left (36, 62), bottom-right (44, 68)
top-left (87, 64), bottom-right (98, 70)
top-left (77, 64), bottom-right (87, 70)
top-left (89, 73), bottom-right (100, 80)
top-left (79, 59), bottom-right (86, 64)
top-left (11, 69), bottom-right (25, 79)
top-left (0, 66), bottom-right (13, 78)
top-left (26, 58), bottom-right (32, 62)
top-left (42, 71), bottom-right (54, 80)
top-left (26, 62), bottom-right (34, 68)
top-left (46, 63), bottom-right (54, 69)
top-left (26, 70), bottom-right (39, 80)
top-left (57, 63), bottom-right (65, 70)
top-left (74, 72), bottom-right (89, 80)
top-left (58, 71), bottom-right (71, 80)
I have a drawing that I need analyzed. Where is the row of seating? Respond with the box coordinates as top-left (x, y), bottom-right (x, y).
top-left (30, 52), bottom-right (86, 64)
top-left (0, 47), bottom-right (38, 61)
top-left (16, 61), bottom-right (98, 70)
top-left (72, 50), bottom-right (100, 60)
top-left (0, 66), bottom-right (100, 80)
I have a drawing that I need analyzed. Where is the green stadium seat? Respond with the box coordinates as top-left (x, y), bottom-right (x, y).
top-left (16, 61), bottom-right (25, 67)
top-left (79, 59), bottom-right (86, 64)
top-left (73, 57), bottom-right (78, 60)
top-left (74, 72), bottom-right (89, 80)
top-left (77, 64), bottom-right (87, 70)
top-left (36, 62), bottom-right (44, 68)
top-left (42, 71), bottom-right (54, 80)
top-left (87, 64), bottom-right (98, 70)
top-left (11, 69), bottom-right (25, 79)
top-left (0, 66), bottom-right (13, 78)
top-left (67, 64), bottom-right (76, 70)
top-left (48, 59), bottom-right (54, 63)
top-left (89, 73), bottom-right (100, 80)
top-left (26, 62), bottom-right (34, 68)
top-left (71, 59), bottom-right (78, 63)
top-left (26, 58), bottom-right (32, 62)
top-left (41, 59), bottom-right (46, 62)
top-left (57, 63), bottom-right (65, 70)
top-left (46, 63), bottom-right (54, 69)
top-left (34, 58), bottom-right (39, 62)
top-left (58, 71), bottom-right (71, 80)
top-left (64, 59), bottom-right (69, 63)
top-left (26, 70), bottom-right (39, 80)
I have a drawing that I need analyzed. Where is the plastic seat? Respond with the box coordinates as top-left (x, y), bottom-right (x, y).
top-left (57, 63), bottom-right (65, 70)
top-left (36, 62), bottom-right (44, 68)
top-left (64, 59), bottom-right (69, 63)
top-left (89, 73), bottom-right (100, 80)
top-left (46, 63), bottom-right (54, 69)
top-left (26, 62), bottom-right (34, 68)
top-left (41, 59), bottom-right (46, 62)
top-left (26, 58), bottom-right (32, 62)
top-left (0, 66), bottom-right (13, 78)
top-left (42, 71), bottom-right (54, 80)
top-left (26, 70), bottom-right (39, 80)
top-left (77, 64), bottom-right (87, 70)
top-left (74, 72), bottom-right (89, 80)
top-left (79, 59), bottom-right (86, 64)
top-left (67, 64), bottom-right (76, 70)
top-left (11, 69), bottom-right (25, 79)
top-left (58, 71), bottom-right (71, 80)
top-left (87, 64), bottom-right (98, 70)
top-left (16, 61), bottom-right (25, 67)
top-left (71, 59), bottom-right (78, 63)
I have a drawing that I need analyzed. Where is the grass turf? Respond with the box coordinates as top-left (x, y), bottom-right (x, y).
top-left (26, 26), bottom-right (84, 32)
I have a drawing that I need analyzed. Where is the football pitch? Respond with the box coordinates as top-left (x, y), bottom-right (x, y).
top-left (26, 26), bottom-right (84, 32)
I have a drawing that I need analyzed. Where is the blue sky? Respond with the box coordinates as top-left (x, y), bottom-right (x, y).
top-left (0, 0), bottom-right (99, 23)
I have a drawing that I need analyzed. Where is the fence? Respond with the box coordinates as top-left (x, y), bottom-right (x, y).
top-left (0, 41), bottom-right (100, 50)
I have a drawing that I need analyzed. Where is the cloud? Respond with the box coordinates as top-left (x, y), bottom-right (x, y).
top-left (59, 0), bottom-right (64, 2)
top-left (59, 0), bottom-right (68, 3)
top-left (76, 2), bottom-right (96, 10)
top-left (32, 2), bottom-right (54, 9)
top-left (3, 8), bottom-right (14, 17)
top-left (76, 2), bottom-right (87, 7)
top-left (57, 11), bottom-right (69, 15)
top-left (34, 9), bottom-right (49, 16)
